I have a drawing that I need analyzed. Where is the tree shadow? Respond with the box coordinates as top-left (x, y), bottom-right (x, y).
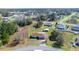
top-left (52, 43), bottom-right (62, 48)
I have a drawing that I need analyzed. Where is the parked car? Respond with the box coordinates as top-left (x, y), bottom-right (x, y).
top-left (43, 28), bottom-right (49, 32)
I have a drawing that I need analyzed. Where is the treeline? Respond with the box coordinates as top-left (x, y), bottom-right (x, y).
top-left (0, 8), bottom-right (79, 12)
top-left (0, 8), bottom-right (79, 15)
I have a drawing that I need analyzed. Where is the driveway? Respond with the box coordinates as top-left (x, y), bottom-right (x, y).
top-left (14, 44), bottom-right (63, 51)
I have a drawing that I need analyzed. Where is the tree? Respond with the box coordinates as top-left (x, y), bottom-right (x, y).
top-left (48, 13), bottom-right (56, 21)
top-left (1, 32), bottom-right (9, 45)
top-left (0, 14), bottom-right (2, 20)
top-left (6, 22), bottom-right (18, 35)
top-left (55, 35), bottom-right (64, 46)
top-left (33, 21), bottom-right (43, 28)
top-left (39, 15), bottom-right (47, 21)
top-left (14, 15), bottom-right (32, 27)
top-left (49, 30), bottom-right (60, 41)
top-left (26, 19), bottom-right (32, 25)
top-left (49, 30), bottom-right (64, 48)
top-left (0, 10), bottom-right (9, 17)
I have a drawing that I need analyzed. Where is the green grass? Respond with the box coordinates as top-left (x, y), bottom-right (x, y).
top-left (28, 16), bottom-right (79, 50)
top-left (45, 29), bottom-right (79, 50)
top-left (76, 19), bottom-right (79, 24)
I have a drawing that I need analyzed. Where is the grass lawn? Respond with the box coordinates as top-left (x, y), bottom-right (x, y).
top-left (76, 19), bottom-right (79, 24)
top-left (28, 17), bottom-right (79, 50)
top-left (28, 22), bottom-right (52, 37)
top-left (47, 31), bottom-right (79, 50)
top-left (62, 32), bottom-right (79, 50)
top-left (2, 25), bottom-right (79, 51)
top-left (28, 21), bottom-right (55, 46)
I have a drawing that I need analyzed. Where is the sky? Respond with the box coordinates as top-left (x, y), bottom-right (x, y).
top-left (0, 0), bottom-right (79, 8)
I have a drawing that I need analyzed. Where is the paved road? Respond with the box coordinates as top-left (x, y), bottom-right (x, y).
top-left (14, 44), bottom-right (63, 51)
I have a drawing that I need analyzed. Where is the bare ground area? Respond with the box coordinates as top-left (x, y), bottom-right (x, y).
top-left (0, 24), bottom-right (43, 51)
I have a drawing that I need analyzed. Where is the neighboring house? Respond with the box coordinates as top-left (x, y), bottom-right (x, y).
top-left (67, 18), bottom-right (77, 24)
top-left (56, 24), bottom-right (66, 30)
top-left (43, 21), bottom-right (52, 26)
top-left (2, 17), bottom-right (8, 22)
top-left (71, 24), bottom-right (79, 31)
top-left (30, 32), bottom-right (46, 40)
top-left (32, 17), bottom-right (40, 21)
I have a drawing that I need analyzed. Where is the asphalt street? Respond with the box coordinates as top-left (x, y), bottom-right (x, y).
top-left (14, 44), bottom-right (63, 51)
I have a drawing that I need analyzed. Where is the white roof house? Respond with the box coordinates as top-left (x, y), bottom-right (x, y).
top-left (43, 21), bottom-right (52, 26)
top-left (2, 17), bottom-right (8, 22)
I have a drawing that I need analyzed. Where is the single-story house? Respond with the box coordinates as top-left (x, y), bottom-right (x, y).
top-left (67, 18), bottom-right (77, 24)
top-left (2, 17), bottom-right (8, 22)
top-left (71, 24), bottom-right (79, 31)
top-left (30, 32), bottom-right (46, 40)
top-left (32, 17), bottom-right (40, 21)
top-left (56, 24), bottom-right (66, 30)
top-left (43, 21), bottom-right (52, 26)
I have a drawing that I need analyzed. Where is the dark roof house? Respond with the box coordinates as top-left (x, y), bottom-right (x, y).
top-left (56, 24), bottom-right (66, 30)
top-left (30, 32), bottom-right (46, 40)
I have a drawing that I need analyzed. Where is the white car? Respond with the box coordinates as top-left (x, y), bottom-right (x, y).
top-left (43, 28), bottom-right (49, 32)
